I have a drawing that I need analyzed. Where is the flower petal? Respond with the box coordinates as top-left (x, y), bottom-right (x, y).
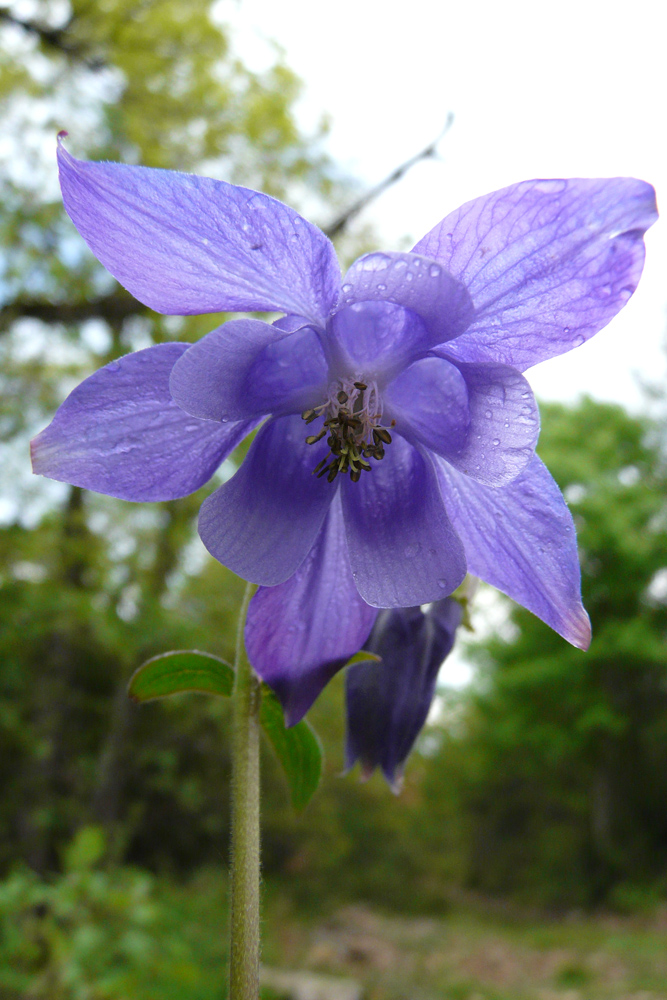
top-left (245, 496), bottom-right (378, 725)
top-left (198, 414), bottom-right (335, 585)
top-left (58, 139), bottom-right (340, 325)
top-left (341, 435), bottom-right (466, 607)
top-left (384, 355), bottom-right (470, 454)
top-left (346, 599), bottom-right (462, 787)
top-left (386, 357), bottom-right (539, 487)
top-left (339, 251), bottom-right (473, 350)
top-left (413, 178), bottom-right (658, 370)
top-left (170, 318), bottom-right (328, 421)
top-left (436, 454), bottom-right (591, 648)
top-left (30, 344), bottom-right (255, 501)
top-left (327, 301), bottom-right (431, 381)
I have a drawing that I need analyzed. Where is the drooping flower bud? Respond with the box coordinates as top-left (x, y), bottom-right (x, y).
top-left (345, 598), bottom-right (463, 790)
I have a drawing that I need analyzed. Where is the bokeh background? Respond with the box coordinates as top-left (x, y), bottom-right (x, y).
top-left (1, 1), bottom-right (667, 998)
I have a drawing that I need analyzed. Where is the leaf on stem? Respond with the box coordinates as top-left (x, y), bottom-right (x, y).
top-left (128, 650), bottom-right (234, 702)
top-left (259, 684), bottom-right (323, 811)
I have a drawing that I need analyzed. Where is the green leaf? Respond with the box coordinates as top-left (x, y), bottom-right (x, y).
top-left (259, 685), bottom-right (323, 811)
top-left (128, 650), bottom-right (234, 703)
top-left (345, 649), bottom-right (382, 666)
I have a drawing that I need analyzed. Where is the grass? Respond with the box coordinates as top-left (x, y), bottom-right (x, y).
top-left (3, 866), bottom-right (667, 999)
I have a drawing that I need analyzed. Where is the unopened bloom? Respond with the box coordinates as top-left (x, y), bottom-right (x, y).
top-left (32, 138), bottom-right (657, 722)
top-left (346, 599), bottom-right (462, 789)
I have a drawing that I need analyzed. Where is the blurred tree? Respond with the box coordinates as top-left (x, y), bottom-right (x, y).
top-left (425, 398), bottom-right (667, 907)
top-left (0, 0), bottom-right (353, 873)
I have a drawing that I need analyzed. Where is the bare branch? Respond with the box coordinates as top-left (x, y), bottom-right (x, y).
top-left (323, 113), bottom-right (455, 239)
top-left (0, 290), bottom-right (147, 331)
top-left (0, 7), bottom-right (105, 69)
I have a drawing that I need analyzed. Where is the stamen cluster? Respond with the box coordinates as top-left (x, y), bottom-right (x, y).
top-left (302, 378), bottom-right (393, 483)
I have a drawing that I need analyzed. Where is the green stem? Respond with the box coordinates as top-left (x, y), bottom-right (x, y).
top-left (229, 581), bottom-right (261, 1000)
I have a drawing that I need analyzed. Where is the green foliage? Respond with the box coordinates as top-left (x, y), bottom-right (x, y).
top-left (129, 651), bottom-right (235, 702)
top-left (129, 652), bottom-right (323, 810)
top-left (0, 829), bottom-right (159, 999)
top-left (259, 686), bottom-right (323, 812)
top-left (426, 398), bottom-right (667, 906)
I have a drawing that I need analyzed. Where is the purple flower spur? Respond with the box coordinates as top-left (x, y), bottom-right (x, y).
top-left (32, 138), bottom-right (657, 721)
top-left (345, 599), bottom-right (463, 790)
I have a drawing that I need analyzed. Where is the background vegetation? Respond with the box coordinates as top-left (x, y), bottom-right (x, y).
top-left (2, 2), bottom-right (667, 997)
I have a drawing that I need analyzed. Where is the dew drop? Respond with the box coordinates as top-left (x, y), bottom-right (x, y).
top-left (492, 438), bottom-right (500, 446)
top-left (429, 265), bottom-right (440, 278)
top-left (437, 578), bottom-right (448, 589)
top-left (484, 409), bottom-right (492, 419)
top-left (406, 272), bottom-right (413, 281)
top-left (377, 283), bottom-right (387, 291)
top-left (107, 360), bottom-right (120, 372)
top-left (342, 283), bottom-right (352, 293)
top-left (360, 253), bottom-right (390, 271)
top-left (572, 334), bottom-right (585, 347)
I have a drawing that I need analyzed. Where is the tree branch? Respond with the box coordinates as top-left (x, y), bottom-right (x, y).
top-left (0, 8), bottom-right (105, 69)
top-left (0, 290), bottom-right (147, 330)
top-left (323, 113), bottom-right (454, 239)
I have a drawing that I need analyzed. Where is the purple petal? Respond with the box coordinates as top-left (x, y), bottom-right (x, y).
top-left (339, 251), bottom-right (473, 348)
top-left (245, 497), bottom-right (377, 725)
top-left (436, 454), bottom-right (591, 648)
top-left (170, 318), bottom-right (328, 421)
top-left (57, 139), bottom-right (340, 325)
top-left (341, 435), bottom-right (466, 607)
top-left (31, 344), bottom-right (255, 501)
top-left (390, 356), bottom-right (539, 486)
top-left (327, 301), bottom-right (430, 381)
top-left (413, 178), bottom-right (658, 370)
top-left (346, 599), bottom-right (462, 787)
top-left (384, 355), bottom-right (470, 455)
top-left (198, 414), bottom-right (335, 585)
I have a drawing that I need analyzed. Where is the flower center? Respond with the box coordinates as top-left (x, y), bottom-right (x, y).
top-left (301, 377), bottom-right (394, 483)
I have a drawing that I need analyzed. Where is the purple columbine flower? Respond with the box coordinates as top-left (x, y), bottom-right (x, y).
top-left (345, 598), bottom-right (463, 790)
top-left (32, 137), bottom-right (657, 723)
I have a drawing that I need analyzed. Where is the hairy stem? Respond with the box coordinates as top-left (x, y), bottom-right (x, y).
top-left (229, 581), bottom-right (261, 1000)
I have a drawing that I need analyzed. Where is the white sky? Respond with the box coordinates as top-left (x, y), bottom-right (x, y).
top-left (230, 0), bottom-right (666, 413)
top-left (230, 0), bottom-right (666, 686)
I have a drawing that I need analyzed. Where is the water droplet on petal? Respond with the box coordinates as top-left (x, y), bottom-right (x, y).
top-left (437, 578), bottom-right (448, 589)
top-left (377, 283), bottom-right (387, 291)
top-left (429, 265), bottom-right (440, 278)
top-left (572, 334), bottom-right (585, 347)
top-left (492, 438), bottom-right (500, 446)
top-left (342, 283), bottom-right (352, 293)
top-left (406, 272), bottom-right (413, 281)
top-left (485, 409), bottom-right (492, 419)
top-left (107, 360), bottom-right (120, 372)
top-left (360, 253), bottom-right (390, 271)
